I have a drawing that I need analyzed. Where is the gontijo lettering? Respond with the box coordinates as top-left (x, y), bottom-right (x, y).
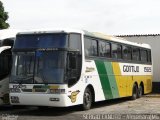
top-left (123, 65), bottom-right (139, 72)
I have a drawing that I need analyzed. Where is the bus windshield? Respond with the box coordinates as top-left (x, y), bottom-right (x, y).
top-left (14, 33), bottom-right (68, 49)
top-left (10, 51), bottom-right (66, 84)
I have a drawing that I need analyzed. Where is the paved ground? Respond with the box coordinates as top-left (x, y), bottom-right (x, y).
top-left (0, 95), bottom-right (160, 120)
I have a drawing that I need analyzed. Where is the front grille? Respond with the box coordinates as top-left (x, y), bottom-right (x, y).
top-left (21, 88), bottom-right (47, 92)
top-left (21, 89), bottom-right (32, 92)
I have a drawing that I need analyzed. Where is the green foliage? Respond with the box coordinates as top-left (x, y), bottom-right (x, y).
top-left (0, 1), bottom-right (9, 29)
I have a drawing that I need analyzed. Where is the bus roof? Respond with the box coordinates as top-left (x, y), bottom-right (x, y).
top-left (83, 31), bottom-right (151, 49)
top-left (0, 29), bottom-right (19, 40)
top-left (17, 28), bottom-right (151, 49)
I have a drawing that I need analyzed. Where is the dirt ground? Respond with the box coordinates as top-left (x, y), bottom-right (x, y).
top-left (0, 95), bottom-right (160, 120)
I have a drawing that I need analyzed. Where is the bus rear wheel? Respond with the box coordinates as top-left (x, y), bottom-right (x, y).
top-left (82, 87), bottom-right (92, 110)
top-left (131, 84), bottom-right (138, 100)
top-left (137, 85), bottom-right (143, 98)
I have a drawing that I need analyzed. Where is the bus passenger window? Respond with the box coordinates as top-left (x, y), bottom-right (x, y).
top-left (99, 41), bottom-right (111, 58)
top-left (117, 45), bottom-right (122, 59)
top-left (99, 41), bottom-right (105, 57)
top-left (105, 43), bottom-right (111, 58)
top-left (84, 37), bottom-right (98, 57)
top-left (123, 46), bottom-right (132, 60)
top-left (112, 43), bottom-right (122, 59)
top-left (148, 50), bottom-right (152, 63)
top-left (69, 34), bottom-right (81, 53)
top-left (112, 43), bottom-right (117, 59)
top-left (141, 49), bottom-right (147, 62)
top-left (84, 38), bottom-right (91, 56)
top-left (132, 47), bottom-right (140, 61)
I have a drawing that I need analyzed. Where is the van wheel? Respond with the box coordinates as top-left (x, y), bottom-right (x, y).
top-left (131, 84), bottom-right (138, 100)
top-left (82, 87), bottom-right (92, 110)
top-left (137, 85), bottom-right (143, 98)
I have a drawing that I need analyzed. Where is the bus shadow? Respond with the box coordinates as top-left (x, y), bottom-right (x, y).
top-left (0, 97), bottom-right (132, 116)
top-left (0, 105), bottom-right (13, 111)
top-left (0, 105), bottom-right (28, 112)
top-left (92, 97), bottom-right (131, 109)
top-left (8, 106), bottom-right (81, 116)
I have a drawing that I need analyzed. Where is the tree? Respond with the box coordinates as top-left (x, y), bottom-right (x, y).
top-left (0, 1), bottom-right (9, 29)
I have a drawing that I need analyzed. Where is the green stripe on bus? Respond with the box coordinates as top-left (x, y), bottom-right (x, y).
top-left (104, 62), bottom-right (119, 98)
top-left (95, 60), bottom-right (113, 99)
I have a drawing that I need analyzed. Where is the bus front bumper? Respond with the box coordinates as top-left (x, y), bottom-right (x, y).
top-left (10, 93), bottom-right (70, 107)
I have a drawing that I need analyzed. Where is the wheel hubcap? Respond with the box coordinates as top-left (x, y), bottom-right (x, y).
top-left (139, 87), bottom-right (142, 96)
top-left (84, 92), bottom-right (91, 105)
top-left (133, 87), bottom-right (137, 97)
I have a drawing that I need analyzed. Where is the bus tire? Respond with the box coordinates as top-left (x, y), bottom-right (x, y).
top-left (37, 106), bottom-right (49, 110)
top-left (82, 87), bottom-right (92, 110)
top-left (137, 85), bottom-right (143, 98)
top-left (131, 84), bottom-right (138, 100)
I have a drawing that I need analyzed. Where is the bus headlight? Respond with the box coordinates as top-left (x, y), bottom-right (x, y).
top-left (10, 96), bottom-right (20, 103)
top-left (49, 89), bottom-right (65, 94)
top-left (10, 88), bottom-right (21, 93)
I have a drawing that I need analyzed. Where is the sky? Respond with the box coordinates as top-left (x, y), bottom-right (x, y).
top-left (1, 0), bottom-right (160, 35)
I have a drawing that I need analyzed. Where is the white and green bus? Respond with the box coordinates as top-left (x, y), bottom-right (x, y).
top-left (9, 29), bottom-right (152, 110)
top-left (0, 29), bottom-right (18, 105)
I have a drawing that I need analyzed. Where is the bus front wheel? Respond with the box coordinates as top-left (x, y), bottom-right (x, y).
top-left (82, 87), bottom-right (92, 110)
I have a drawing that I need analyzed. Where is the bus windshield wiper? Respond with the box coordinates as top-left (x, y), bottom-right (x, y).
top-left (13, 76), bottom-right (33, 84)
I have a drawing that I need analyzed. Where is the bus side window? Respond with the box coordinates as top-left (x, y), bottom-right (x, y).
top-left (123, 46), bottom-right (132, 60)
top-left (99, 41), bottom-right (111, 58)
top-left (105, 43), bottom-right (111, 58)
top-left (84, 37), bottom-right (98, 57)
top-left (132, 47), bottom-right (140, 61)
top-left (148, 50), bottom-right (152, 63)
top-left (69, 33), bottom-right (82, 53)
top-left (84, 38), bottom-right (91, 56)
top-left (112, 43), bottom-right (122, 59)
top-left (112, 43), bottom-right (118, 59)
top-left (99, 41), bottom-right (106, 57)
top-left (117, 44), bottom-right (122, 59)
top-left (140, 49), bottom-right (147, 62)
